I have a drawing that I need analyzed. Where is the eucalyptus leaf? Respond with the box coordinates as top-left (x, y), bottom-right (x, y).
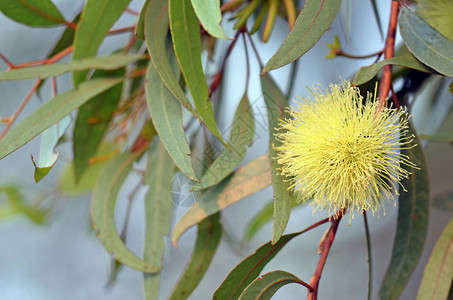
top-left (262, 0), bottom-right (341, 74)
top-left (0, 0), bottom-right (67, 27)
top-left (72, 0), bottom-right (132, 86)
top-left (399, 6), bottom-right (453, 77)
top-left (261, 74), bottom-right (293, 244)
top-left (417, 218), bottom-right (453, 300)
top-left (191, 0), bottom-right (228, 39)
top-left (380, 122), bottom-right (430, 299)
top-left (0, 77), bottom-right (124, 161)
top-left (172, 155), bottom-right (271, 246)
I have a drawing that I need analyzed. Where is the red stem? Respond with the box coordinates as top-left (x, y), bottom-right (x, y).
top-left (377, 1), bottom-right (400, 111)
top-left (307, 214), bottom-right (343, 300)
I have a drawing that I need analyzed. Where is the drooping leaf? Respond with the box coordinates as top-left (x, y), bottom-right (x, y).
top-left (143, 0), bottom-right (201, 121)
top-left (73, 68), bottom-right (125, 182)
top-left (143, 141), bottom-right (175, 299)
top-left (0, 0), bottom-right (67, 27)
top-left (261, 0), bottom-right (342, 74)
top-left (238, 270), bottom-right (307, 300)
top-left (399, 6), bottom-right (453, 77)
top-left (0, 185), bottom-right (48, 224)
top-left (213, 229), bottom-right (315, 300)
top-left (353, 53), bottom-right (433, 86)
top-left (417, 218), bottom-right (453, 300)
top-left (419, 132), bottom-right (453, 143)
top-left (193, 91), bottom-right (255, 190)
top-left (260, 74), bottom-right (293, 244)
top-left (135, 0), bottom-right (151, 40)
top-left (190, 0), bottom-right (228, 39)
top-left (91, 148), bottom-right (158, 272)
top-left (0, 53), bottom-right (142, 81)
top-left (32, 116), bottom-right (71, 183)
top-left (72, 0), bottom-right (132, 86)
top-left (145, 57), bottom-right (199, 182)
top-left (169, 0), bottom-right (227, 147)
top-left (172, 155), bottom-right (272, 246)
top-left (380, 122), bottom-right (430, 299)
top-left (0, 77), bottom-right (124, 161)
top-left (169, 213), bottom-right (222, 300)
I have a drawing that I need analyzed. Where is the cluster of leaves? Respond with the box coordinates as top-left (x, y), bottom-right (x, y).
top-left (0, 0), bottom-right (452, 299)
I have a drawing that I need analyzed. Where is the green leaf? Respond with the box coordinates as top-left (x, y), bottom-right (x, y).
top-left (143, 0), bottom-right (201, 121)
top-left (0, 77), bottom-right (124, 161)
top-left (135, 0), bottom-right (151, 40)
top-left (261, 0), bottom-right (341, 74)
top-left (238, 270), bottom-right (306, 300)
top-left (399, 6), bottom-right (453, 77)
top-left (143, 141), bottom-right (175, 299)
top-left (213, 230), bottom-right (310, 300)
top-left (145, 58), bottom-right (199, 182)
top-left (0, 185), bottom-right (48, 224)
top-left (417, 218), bottom-right (453, 300)
top-left (73, 68), bottom-right (125, 182)
top-left (190, 0), bottom-right (228, 39)
top-left (353, 53), bottom-right (433, 86)
top-left (260, 74), bottom-right (293, 244)
top-left (193, 91), bottom-right (255, 190)
top-left (72, 0), bottom-right (131, 86)
top-left (169, 0), bottom-right (227, 147)
top-left (0, 0), bottom-right (67, 27)
top-left (91, 148), bottom-right (158, 272)
top-left (172, 155), bottom-right (272, 246)
top-left (0, 53), bottom-right (142, 81)
top-left (32, 116), bottom-right (71, 183)
top-left (380, 122), bottom-right (430, 299)
top-left (419, 132), bottom-right (453, 143)
top-left (169, 213), bottom-right (222, 300)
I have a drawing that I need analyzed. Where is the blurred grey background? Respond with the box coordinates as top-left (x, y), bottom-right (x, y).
top-left (0, 1), bottom-right (452, 299)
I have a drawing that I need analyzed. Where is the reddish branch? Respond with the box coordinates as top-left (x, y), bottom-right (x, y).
top-left (377, 1), bottom-right (400, 111)
top-left (307, 216), bottom-right (342, 300)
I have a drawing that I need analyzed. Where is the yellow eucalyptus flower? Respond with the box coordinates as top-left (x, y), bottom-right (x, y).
top-left (275, 82), bottom-right (415, 219)
top-left (417, 0), bottom-right (453, 41)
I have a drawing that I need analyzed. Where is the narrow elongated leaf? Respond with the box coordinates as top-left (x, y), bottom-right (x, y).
top-left (143, 141), bottom-right (175, 299)
top-left (33, 116), bottom-right (71, 183)
top-left (213, 230), bottom-right (310, 300)
top-left (135, 0), bottom-right (151, 40)
top-left (399, 6), bottom-right (453, 77)
top-left (193, 91), bottom-right (255, 190)
top-left (169, 0), bottom-right (227, 146)
top-left (0, 0), bottom-right (66, 27)
top-left (417, 218), bottom-right (453, 300)
top-left (0, 77), bottom-right (123, 161)
top-left (353, 53), bottom-right (433, 86)
top-left (0, 185), bottom-right (48, 224)
top-left (190, 0), bottom-right (228, 39)
top-left (91, 149), bottom-right (158, 272)
top-left (261, 74), bottom-right (293, 244)
top-left (0, 54), bottom-right (142, 81)
top-left (143, 0), bottom-right (201, 121)
top-left (73, 68), bottom-right (125, 182)
top-left (238, 270), bottom-right (306, 300)
top-left (72, 0), bottom-right (131, 86)
top-left (169, 213), bottom-right (222, 300)
top-left (262, 0), bottom-right (342, 74)
top-left (145, 58), bottom-right (199, 182)
top-left (380, 122), bottom-right (430, 299)
top-left (172, 155), bottom-right (272, 246)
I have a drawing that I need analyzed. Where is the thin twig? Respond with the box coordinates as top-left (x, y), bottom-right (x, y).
top-left (377, 1), bottom-right (400, 111)
top-left (363, 211), bottom-right (373, 300)
top-left (338, 49), bottom-right (384, 59)
top-left (0, 52), bottom-right (14, 68)
top-left (108, 26), bottom-right (136, 35)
